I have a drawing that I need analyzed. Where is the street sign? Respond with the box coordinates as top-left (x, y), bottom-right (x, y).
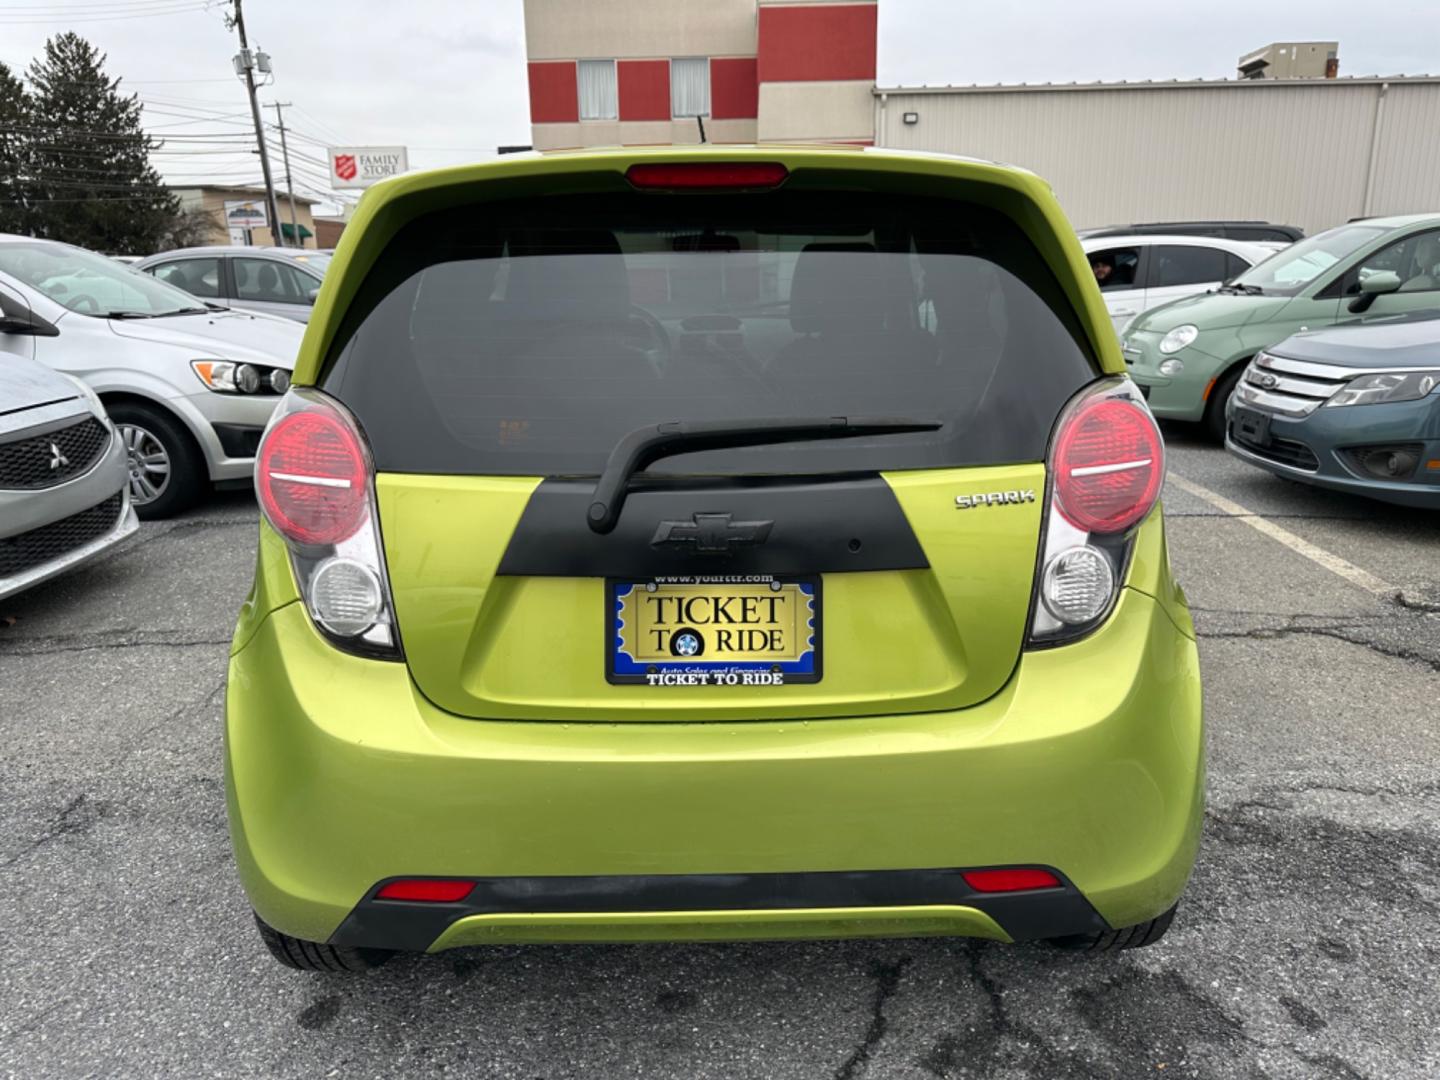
top-left (223, 199), bottom-right (268, 229)
top-left (328, 146), bottom-right (409, 189)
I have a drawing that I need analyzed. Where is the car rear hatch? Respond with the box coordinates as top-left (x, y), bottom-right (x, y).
top-left (313, 154), bottom-right (1103, 721)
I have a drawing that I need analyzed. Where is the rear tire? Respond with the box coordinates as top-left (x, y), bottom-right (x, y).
top-left (1049, 903), bottom-right (1177, 952)
top-left (107, 401), bottom-right (205, 520)
top-left (253, 913), bottom-right (394, 972)
top-left (1203, 366), bottom-right (1245, 443)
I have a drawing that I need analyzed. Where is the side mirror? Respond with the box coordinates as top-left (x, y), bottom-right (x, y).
top-left (1349, 270), bottom-right (1402, 313)
top-left (0, 314), bottom-right (60, 337)
top-left (306, 287), bottom-right (320, 305)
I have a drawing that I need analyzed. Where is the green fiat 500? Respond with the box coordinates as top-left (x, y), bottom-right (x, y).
top-left (1123, 214), bottom-right (1440, 439)
top-left (225, 148), bottom-right (1203, 971)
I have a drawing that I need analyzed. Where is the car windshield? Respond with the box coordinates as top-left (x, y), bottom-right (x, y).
top-left (1231, 224), bottom-right (1388, 294)
top-left (0, 241), bottom-right (208, 317)
top-left (290, 252), bottom-right (331, 274)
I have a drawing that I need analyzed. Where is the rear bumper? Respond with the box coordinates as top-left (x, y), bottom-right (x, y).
top-left (333, 868), bottom-right (1107, 950)
top-left (225, 586), bottom-right (1203, 951)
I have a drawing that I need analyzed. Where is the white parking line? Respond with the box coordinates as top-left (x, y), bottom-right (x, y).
top-left (1167, 473), bottom-right (1397, 598)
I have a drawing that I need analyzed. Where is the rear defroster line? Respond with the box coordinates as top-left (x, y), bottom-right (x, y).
top-left (329, 867), bottom-right (1109, 951)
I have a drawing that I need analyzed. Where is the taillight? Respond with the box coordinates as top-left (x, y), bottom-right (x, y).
top-left (1027, 379), bottom-right (1164, 647)
top-left (1053, 399), bottom-right (1163, 534)
top-left (254, 390), bottom-right (401, 659)
top-left (256, 411), bottom-right (367, 545)
top-left (625, 162), bottom-right (789, 191)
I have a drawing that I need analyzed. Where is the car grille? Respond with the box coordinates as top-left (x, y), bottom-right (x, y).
top-left (0, 493), bottom-right (123, 578)
top-left (1231, 429), bottom-right (1321, 471)
top-left (0, 416), bottom-right (111, 491)
top-left (1233, 352), bottom-right (1350, 416)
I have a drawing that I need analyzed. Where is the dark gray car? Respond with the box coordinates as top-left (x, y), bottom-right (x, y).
top-left (1, 284), bottom-right (136, 599)
top-left (1227, 310), bottom-right (1440, 507)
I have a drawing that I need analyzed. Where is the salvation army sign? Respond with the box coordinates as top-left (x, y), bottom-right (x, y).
top-left (328, 146), bottom-right (409, 190)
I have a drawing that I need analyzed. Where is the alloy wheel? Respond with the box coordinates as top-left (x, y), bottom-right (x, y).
top-left (119, 422), bottom-right (171, 506)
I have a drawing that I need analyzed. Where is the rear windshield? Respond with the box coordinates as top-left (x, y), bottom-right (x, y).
top-left (323, 191), bottom-right (1098, 476)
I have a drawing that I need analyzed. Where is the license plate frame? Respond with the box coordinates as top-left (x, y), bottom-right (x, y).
top-left (606, 575), bottom-right (821, 686)
top-left (1232, 404), bottom-right (1272, 447)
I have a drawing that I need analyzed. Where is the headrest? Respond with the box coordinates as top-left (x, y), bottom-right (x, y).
top-left (409, 260), bottom-right (503, 337)
top-left (504, 228), bottom-right (630, 315)
top-left (788, 243), bottom-right (886, 334)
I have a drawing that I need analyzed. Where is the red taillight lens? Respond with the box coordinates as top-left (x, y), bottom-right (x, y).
top-left (961, 868), bottom-right (1062, 893)
top-left (1053, 398), bottom-right (1164, 534)
top-left (625, 162), bottom-right (789, 191)
top-left (375, 879), bottom-right (474, 903)
top-left (256, 409), bottom-right (367, 545)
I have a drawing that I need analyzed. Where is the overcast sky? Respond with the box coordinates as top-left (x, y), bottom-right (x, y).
top-left (2, 0), bottom-right (1437, 214)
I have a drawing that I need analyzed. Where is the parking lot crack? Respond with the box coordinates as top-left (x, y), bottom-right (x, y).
top-left (0, 630), bottom-right (232, 657)
top-left (832, 956), bottom-right (912, 1080)
top-left (0, 795), bottom-right (106, 869)
top-left (1195, 623), bottom-right (1440, 674)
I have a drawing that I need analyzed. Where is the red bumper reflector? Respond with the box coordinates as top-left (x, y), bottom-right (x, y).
top-left (961, 868), bottom-right (1063, 893)
top-left (375, 879), bottom-right (474, 903)
top-left (625, 162), bottom-right (789, 190)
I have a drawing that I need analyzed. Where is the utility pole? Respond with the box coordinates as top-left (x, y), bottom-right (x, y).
top-left (271, 102), bottom-right (301, 248)
top-left (226, 0), bottom-right (283, 246)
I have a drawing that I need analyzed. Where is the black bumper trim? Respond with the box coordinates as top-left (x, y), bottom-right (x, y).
top-left (329, 867), bottom-right (1110, 952)
top-left (211, 422), bottom-right (264, 460)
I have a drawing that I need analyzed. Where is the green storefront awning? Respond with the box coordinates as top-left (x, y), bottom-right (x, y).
top-left (279, 222), bottom-right (313, 240)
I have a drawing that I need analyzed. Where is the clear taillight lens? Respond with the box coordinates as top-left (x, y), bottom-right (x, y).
top-left (255, 389), bottom-right (401, 659)
top-left (1028, 379), bottom-right (1164, 647)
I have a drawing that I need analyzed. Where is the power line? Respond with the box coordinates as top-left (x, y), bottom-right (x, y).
top-left (0, 0), bottom-right (213, 10)
top-left (0, 3), bottom-right (211, 25)
top-left (126, 77), bottom-right (236, 85)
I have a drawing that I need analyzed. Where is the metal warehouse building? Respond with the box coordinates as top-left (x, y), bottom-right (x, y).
top-left (874, 76), bottom-right (1440, 235)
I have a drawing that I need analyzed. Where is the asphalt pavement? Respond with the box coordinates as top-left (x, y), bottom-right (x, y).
top-left (2, 426), bottom-right (1437, 1079)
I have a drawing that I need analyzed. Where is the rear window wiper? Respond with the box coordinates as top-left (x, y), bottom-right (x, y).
top-left (587, 416), bottom-right (943, 534)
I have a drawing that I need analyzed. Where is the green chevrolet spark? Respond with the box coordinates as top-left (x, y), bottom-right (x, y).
top-left (225, 148), bottom-right (1203, 970)
top-left (1123, 214), bottom-right (1440, 439)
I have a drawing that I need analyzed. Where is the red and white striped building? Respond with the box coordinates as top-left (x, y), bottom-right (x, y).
top-left (523, 0), bottom-right (878, 150)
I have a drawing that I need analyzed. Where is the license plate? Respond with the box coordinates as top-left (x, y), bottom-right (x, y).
top-left (1232, 404), bottom-right (1271, 446)
top-left (607, 576), bottom-right (820, 686)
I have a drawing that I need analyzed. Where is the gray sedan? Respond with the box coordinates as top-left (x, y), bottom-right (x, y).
top-left (134, 246), bottom-right (329, 324)
top-left (1, 311), bottom-right (136, 600)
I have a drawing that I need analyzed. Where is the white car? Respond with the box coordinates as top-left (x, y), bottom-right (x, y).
top-left (1080, 234), bottom-right (1283, 336)
top-left (0, 236), bottom-right (304, 518)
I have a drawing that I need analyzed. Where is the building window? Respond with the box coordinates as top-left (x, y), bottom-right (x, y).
top-left (671, 57), bottom-right (710, 118)
top-left (578, 60), bottom-right (617, 120)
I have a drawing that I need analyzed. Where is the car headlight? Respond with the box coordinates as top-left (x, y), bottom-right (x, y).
top-left (60, 373), bottom-right (108, 423)
top-left (1158, 325), bottom-right (1199, 355)
top-left (191, 359), bottom-right (291, 395)
top-left (1158, 358), bottom-right (1184, 376)
top-left (1325, 371), bottom-right (1440, 408)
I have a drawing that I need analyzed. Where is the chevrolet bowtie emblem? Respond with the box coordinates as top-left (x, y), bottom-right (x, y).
top-left (650, 512), bottom-right (774, 554)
